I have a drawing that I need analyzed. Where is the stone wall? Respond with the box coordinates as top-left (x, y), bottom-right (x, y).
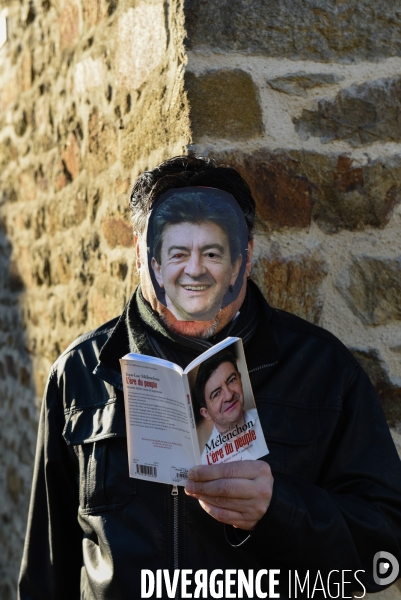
top-left (0, 0), bottom-right (189, 595)
top-left (0, 0), bottom-right (400, 597)
top-left (184, 0), bottom-right (401, 428)
top-left (184, 3), bottom-right (401, 597)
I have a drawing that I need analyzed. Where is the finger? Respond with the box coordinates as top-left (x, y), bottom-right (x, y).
top-left (195, 493), bottom-right (270, 520)
top-left (188, 460), bottom-right (270, 482)
top-left (192, 494), bottom-right (256, 512)
top-left (198, 500), bottom-right (256, 530)
top-left (185, 476), bottom-right (254, 498)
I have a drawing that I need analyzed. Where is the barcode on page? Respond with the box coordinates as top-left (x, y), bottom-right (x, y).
top-left (175, 471), bottom-right (188, 480)
top-left (136, 464), bottom-right (157, 477)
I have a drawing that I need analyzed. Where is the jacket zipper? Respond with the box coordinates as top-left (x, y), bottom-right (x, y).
top-left (248, 361), bottom-right (278, 373)
top-left (170, 366), bottom-right (276, 588)
top-left (171, 484), bottom-right (179, 580)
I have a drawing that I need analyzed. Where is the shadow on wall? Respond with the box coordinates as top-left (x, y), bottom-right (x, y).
top-left (0, 214), bottom-right (38, 600)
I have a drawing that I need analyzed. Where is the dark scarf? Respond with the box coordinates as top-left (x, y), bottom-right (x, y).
top-left (126, 281), bottom-right (260, 369)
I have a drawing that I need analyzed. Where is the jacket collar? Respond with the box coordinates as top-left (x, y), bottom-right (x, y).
top-left (93, 304), bottom-right (131, 390)
top-left (243, 286), bottom-right (280, 371)
top-left (93, 283), bottom-right (279, 391)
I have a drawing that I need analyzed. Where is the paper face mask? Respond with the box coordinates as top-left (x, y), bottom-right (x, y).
top-left (147, 187), bottom-right (249, 322)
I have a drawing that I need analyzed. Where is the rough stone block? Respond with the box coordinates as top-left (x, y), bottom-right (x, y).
top-left (116, 4), bottom-right (167, 90)
top-left (63, 289), bottom-right (89, 329)
top-left (54, 160), bottom-right (71, 191)
top-left (5, 355), bottom-right (17, 378)
top-left (7, 465), bottom-right (23, 503)
top-left (115, 176), bottom-right (131, 195)
top-left (58, 0), bottom-right (80, 50)
top-left (13, 246), bottom-right (34, 288)
top-left (57, 188), bottom-right (88, 231)
top-left (20, 366), bottom-right (31, 388)
top-left (252, 243), bottom-right (328, 324)
top-left (34, 165), bottom-right (49, 194)
top-left (184, 0), bottom-right (401, 62)
top-left (31, 247), bottom-right (51, 287)
top-left (220, 149), bottom-right (312, 229)
top-left (76, 232), bottom-right (100, 286)
top-left (18, 169), bottom-right (37, 202)
top-left (33, 96), bottom-right (51, 136)
top-left (186, 69), bottom-right (263, 141)
top-left (88, 273), bottom-right (127, 328)
top-left (74, 57), bottom-right (104, 94)
top-left (120, 75), bottom-right (188, 167)
top-left (51, 252), bottom-right (73, 285)
top-left (295, 76), bottom-right (401, 146)
top-left (110, 260), bottom-right (128, 281)
top-left (87, 108), bottom-right (117, 174)
top-left (0, 137), bottom-right (18, 168)
top-left (61, 132), bottom-right (81, 181)
top-left (311, 154), bottom-right (401, 233)
top-left (120, 103), bottom-right (174, 169)
top-left (267, 72), bottom-right (342, 97)
top-left (32, 359), bottom-right (48, 399)
top-left (351, 348), bottom-right (401, 424)
top-left (102, 216), bottom-right (133, 248)
top-left (336, 256), bottom-right (401, 326)
top-left (217, 150), bottom-right (401, 233)
top-left (83, 0), bottom-right (103, 29)
top-left (0, 76), bottom-right (19, 110)
top-left (19, 48), bottom-right (32, 92)
top-left (14, 110), bottom-right (28, 137)
top-left (9, 260), bottom-right (24, 293)
top-left (87, 187), bottom-right (102, 223)
top-left (34, 132), bottom-right (55, 155)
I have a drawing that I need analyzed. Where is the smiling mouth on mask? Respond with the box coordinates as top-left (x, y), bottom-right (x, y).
top-left (181, 284), bottom-right (211, 291)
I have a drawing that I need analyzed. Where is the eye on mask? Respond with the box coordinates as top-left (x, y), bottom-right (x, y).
top-left (146, 187), bottom-right (249, 322)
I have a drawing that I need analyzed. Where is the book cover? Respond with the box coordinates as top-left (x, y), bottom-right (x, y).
top-left (120, 337), bottom-right (268, 485)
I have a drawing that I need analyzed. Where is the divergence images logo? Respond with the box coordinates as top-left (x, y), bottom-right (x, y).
top-left (373, 551), bottom-right (400, 586)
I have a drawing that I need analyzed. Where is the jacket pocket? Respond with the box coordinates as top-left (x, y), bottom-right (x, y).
top-left (63, 398), bottom-right (137, 513)
top-left (256, 399), bottom-right (322, 481)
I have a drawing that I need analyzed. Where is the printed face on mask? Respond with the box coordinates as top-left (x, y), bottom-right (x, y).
top-left (200, 361), bottom-right (245, 431)
top-left (147, 188), bottom-right (248, 322)
top-left (151, 221), bottom-right (242, 321)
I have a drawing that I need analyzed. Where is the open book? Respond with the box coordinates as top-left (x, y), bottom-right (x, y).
top-left (120, 337), bottom-right (268, 485)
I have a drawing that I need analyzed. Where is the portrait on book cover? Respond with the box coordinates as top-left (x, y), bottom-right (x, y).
top-left (147, 187), bottom-right (249, 322)
top-left (187, 341), bottom-right (266, 464)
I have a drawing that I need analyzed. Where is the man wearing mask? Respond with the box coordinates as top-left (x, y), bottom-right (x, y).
top-left (19, 156), bottom-right (401, 599)
top-left (149, 190), bottom-right (244, 321)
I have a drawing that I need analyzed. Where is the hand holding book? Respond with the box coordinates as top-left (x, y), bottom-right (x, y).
top-left (185, 460), bottom-right (274, 530)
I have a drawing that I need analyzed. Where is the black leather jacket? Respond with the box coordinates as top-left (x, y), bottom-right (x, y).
top-left (19, 295), bottom-right (401, 599)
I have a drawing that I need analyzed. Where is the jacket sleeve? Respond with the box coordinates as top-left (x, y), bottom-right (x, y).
top-left (18, 369), bottom-right (82, 600)
top-left (252, 366), bottom-right (401, 593)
